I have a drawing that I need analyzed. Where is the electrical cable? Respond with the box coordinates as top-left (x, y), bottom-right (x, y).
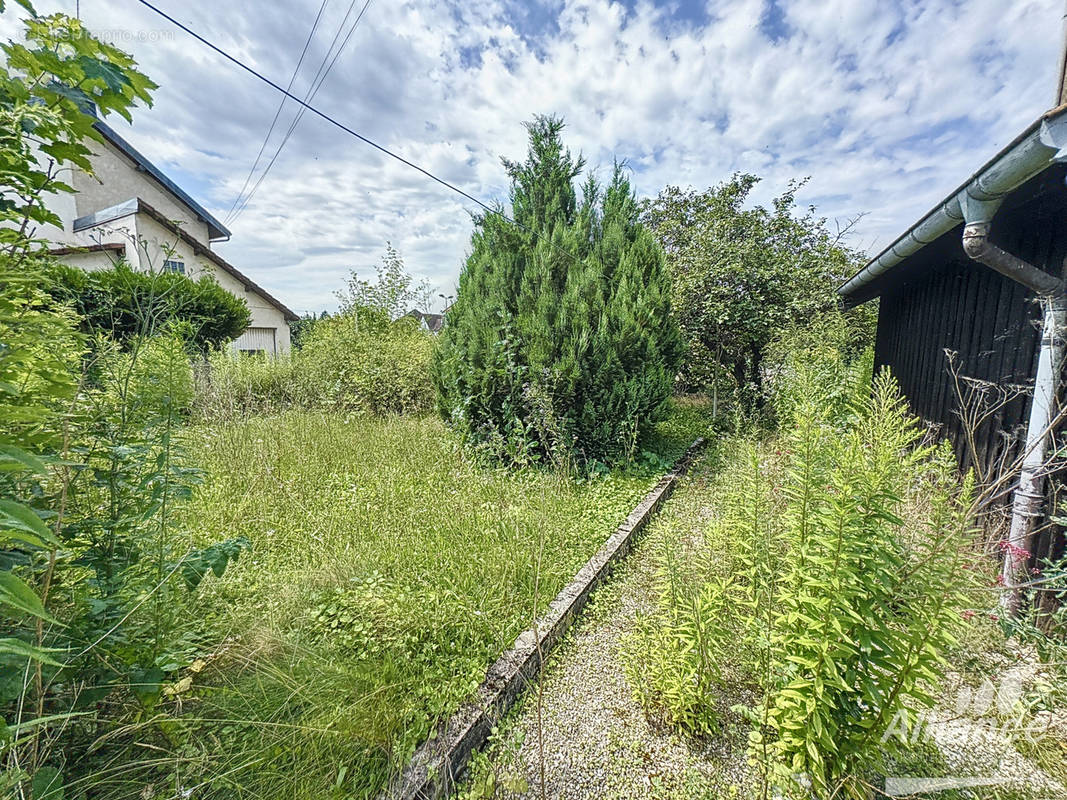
top-left (224, 0), bottom-right (331, 221)
top-left (134, 0), bottom-right (581, 266)
top-left (228, 0), bottom-right (372, 223)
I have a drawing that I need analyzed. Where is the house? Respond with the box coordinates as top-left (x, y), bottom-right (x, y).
top-left (40, 119), bottom-right (298, 355)
top-left (406, 309), bottom-right (445, 333)
top-left (838, 103), bottom-right (1067, 613)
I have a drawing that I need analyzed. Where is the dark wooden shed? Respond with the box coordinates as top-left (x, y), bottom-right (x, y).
top-left (839, 106), bottom-right (1067, 608)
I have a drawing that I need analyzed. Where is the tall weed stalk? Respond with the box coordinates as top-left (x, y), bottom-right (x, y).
top-left (626, 351), bottom-right (978, 798)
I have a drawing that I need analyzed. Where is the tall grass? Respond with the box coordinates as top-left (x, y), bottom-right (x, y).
top-left (98, 404), bottom-right (710, 798)
top-left (192, 312), bottom-right (435, 420)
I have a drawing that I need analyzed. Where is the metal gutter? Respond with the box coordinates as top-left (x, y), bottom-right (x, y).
top-left (72, 198), bottom-right (140, 232)
top-left (839, 105), bottom-right (1067, 300)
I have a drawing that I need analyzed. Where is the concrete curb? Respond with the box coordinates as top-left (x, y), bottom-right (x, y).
top-left (381, 436), bottom-right (707, 800)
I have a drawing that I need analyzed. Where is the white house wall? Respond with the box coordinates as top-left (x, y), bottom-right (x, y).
top-left (71, 139), bottom-right (212, 243)
top-left (58, 249), bottom-right (125, 272)
top-left (57, 211), bottom-right (291, 354)
top-left (19, 133), bottom-right (294, 355)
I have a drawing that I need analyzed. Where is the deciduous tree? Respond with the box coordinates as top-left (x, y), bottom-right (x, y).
top-left (642, 175), bottom-right (874, 409)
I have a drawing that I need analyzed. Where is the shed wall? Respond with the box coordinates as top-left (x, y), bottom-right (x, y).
top-left (871, 198), bottom-right (1067, 571)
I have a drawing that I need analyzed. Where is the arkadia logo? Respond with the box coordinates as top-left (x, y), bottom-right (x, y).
top-left (884, 776), bottom-right (1013, 795)
top-left (880, 672), bottom-right (1034, 746)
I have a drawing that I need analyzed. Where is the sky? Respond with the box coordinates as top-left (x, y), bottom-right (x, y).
top-left (3, 0), bottom-right (1063, 314)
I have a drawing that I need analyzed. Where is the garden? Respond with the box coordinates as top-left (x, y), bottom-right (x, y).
top-left (3, 7), bottom-right (1067, 800)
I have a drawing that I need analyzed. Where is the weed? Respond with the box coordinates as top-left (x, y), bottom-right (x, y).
top-left (108, 403), bottom-right (710, 797)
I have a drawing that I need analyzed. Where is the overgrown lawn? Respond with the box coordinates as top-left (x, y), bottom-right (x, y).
top-left (159, 404), bottom-right (708, 798)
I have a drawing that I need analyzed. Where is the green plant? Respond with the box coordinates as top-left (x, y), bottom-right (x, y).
top-left (434, 115), bottom-right (683, 465)
top-left (623, 440), bottom-right (773, 738)
top-left (297, 311), bottom-right (435, 415)
top-left (0, 6), bottom-right (156, 263)
top-left (193, 247), bottom-right (436, 421)
top-left (193, 311), bottom-right (436, 420)
top-left (122, 401), bottom-right (709, 798)
top-left (337, 242), bottom-right (431, 320)
top-left (0, 7), bottom-right (165, 794)
top-left (0, 11), bottom-right (258, 794)
top-left (626, 351), bottom-right (978, 798)
top-left (642, 175), bottom-right (875, 406)
top-left (43, 261), bottom-right (251, 352)
top-left (193, 347), bottom-right (299, 418)
top-left (756, 371), bottom-right (974, 797)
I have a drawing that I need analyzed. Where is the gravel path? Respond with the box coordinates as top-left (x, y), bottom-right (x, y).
top-left (461, 457), bottom-right (750, 800)
top-left (459, 452), bottom-right (1067, 800)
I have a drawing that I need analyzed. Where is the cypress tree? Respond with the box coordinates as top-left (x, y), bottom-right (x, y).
top-left (433, 116), bottom-right (682, 464)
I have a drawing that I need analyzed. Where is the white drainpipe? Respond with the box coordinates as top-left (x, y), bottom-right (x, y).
top-left (1000, 295), bottom-right (1066, 615)
top-left (838, 108), bottom-right (1067, 618)
top-left (961, 217), bottom-right (1066, 616)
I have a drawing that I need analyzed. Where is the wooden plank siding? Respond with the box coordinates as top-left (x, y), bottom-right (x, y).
top-left (869, 176), bottom-right (1067, 574)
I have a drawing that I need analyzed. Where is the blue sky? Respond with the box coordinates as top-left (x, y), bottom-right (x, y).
top-left (2, 0), bottom-right (1061, 314)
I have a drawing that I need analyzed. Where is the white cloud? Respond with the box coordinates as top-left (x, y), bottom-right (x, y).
top-left (6, 0), bottom-right (1062, 314)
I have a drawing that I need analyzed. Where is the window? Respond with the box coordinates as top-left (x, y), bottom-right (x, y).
top-left (162, 259), bottom-right (185, 274)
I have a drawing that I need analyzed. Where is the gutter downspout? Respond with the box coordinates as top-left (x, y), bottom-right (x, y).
top-left (961, 216), bottom-right (1067, 617)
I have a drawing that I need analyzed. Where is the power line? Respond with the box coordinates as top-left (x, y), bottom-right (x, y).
top-left (228, 0), bottom-right (372, 224)
top-left (225, 0), bottom-right (331, 221)
top-left (228, 0), bottom-right (363, 223)
top-left (133, 0), bottom-right (503, 220)
top-left (133, 0), bottom-right (589, 271)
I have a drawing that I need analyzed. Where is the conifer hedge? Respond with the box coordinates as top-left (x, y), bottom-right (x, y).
top-left (433, 116), bottom-right (682, 464)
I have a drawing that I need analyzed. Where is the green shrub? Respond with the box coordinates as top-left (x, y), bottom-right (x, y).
top-left (0, 14), bottom-right (253, 796)
top-left (642, 175), bottom-right (875, 404)
top-left (434, 116), bottom-right (683, 466)
top-left (195, 348), bottom-right (299, 417)
top-left (102, 333), bottom-right (195, 422)
top-left (43, 261), bottom-right (251, 352)
top-left (297, 310), bottom-right (434, 415)
top-left (193, 310), bottom-right (435, 420)
top-left (625, 351), bottom-right (979, 798)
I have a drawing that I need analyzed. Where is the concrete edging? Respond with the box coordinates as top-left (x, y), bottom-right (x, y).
top-left (381, 436), bottom-right (707, 800)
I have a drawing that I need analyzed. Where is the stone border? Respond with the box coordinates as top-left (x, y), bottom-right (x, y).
top-left (381, 437), bottom-right (707, 800)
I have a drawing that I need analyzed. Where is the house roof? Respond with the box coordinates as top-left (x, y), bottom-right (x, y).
top-left (93, 119), bottom-right (232, 242)
top-left (838, 104), bottom-right (1067, 304)
top-left (72, 196), bottom-right (299, 322)
top-left (406, 310), bottom-right (444, 332)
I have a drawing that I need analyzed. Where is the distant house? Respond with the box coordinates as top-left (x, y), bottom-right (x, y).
top-left (406, 310), bottom-right (445, 333)
top-left (39, 119), bottom-right (298, 355)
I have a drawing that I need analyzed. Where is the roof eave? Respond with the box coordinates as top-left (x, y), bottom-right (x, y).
top-left (93, 120), bottom-right (232, 242)
top-left (839, 104), bottom-right (1067, 303)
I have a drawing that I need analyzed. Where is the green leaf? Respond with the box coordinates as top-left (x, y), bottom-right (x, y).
top-left (77, 55), bottom-right (131, 94)
top-left (130, 665), bottom-right (164, 709)
top-left (43, 81), bottom-right (93, 112)
top-left (31, 766), bottom-right (64, 800)
top-left (0, 571), bottom-right (56, 623)
top-left (0, 444), bottom-right (48, 474)
top-left (0, 0), bottom-right (37, 14)
top-left (0, 637), bottom-right (64, 666)
top-left (5, 711), bottom-right (90, 735)
top-left (0, 499), bottom-right (59, 548)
